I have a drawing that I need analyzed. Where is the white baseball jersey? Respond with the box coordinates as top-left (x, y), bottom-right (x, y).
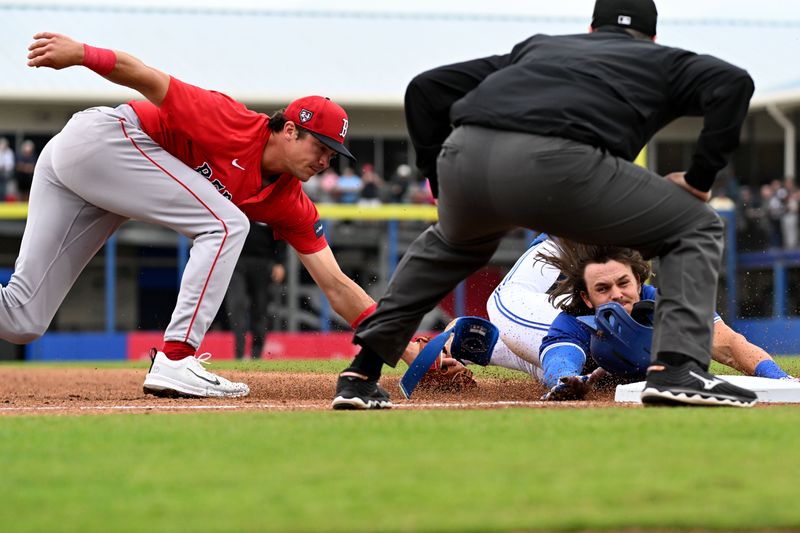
top-left (485, 235), bottom-right (562, 381)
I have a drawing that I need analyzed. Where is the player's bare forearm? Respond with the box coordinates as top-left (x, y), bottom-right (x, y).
top-left (106, 51), bottom-right (169, 106)
top-left (27, 32), bottom-right (169, 106)
top-left (298, 246), bottom-right (375, 324)
top-left (711, 321), bottom-right (771, 375)
top-left (326, 277), bottom-right (375, 325)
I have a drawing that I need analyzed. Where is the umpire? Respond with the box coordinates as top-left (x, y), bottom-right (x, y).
top-left (332, 0), bottom-right (758, 408)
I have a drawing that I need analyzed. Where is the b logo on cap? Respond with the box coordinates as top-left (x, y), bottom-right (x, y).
top-left (299, 109), bottom-right (314, 123)
top-left (339, 118), bottom-right (349, 139)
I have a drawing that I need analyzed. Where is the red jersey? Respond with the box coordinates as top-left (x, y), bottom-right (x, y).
top-left (129, 77), bottom-right (326, 255)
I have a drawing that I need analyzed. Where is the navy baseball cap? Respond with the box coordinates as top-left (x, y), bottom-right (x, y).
top-left (592, 0), bottom-right (658, 37)
top-left (285, 95), bottom-right (356, 161)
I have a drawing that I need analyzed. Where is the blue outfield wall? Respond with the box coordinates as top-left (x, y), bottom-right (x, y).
top-left (733, 319), bottom-right (800, 356)
top-left (26, 333), bottom-right (128, 361)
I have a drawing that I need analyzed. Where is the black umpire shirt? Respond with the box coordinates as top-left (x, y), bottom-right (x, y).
top-left (405, 27), bottom-right (754, 197)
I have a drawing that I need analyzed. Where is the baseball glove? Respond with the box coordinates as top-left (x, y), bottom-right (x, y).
top-left (412, 336), bottom-right (478, 393)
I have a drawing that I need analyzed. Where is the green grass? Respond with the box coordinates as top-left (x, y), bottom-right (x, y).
top-left (2, 407), bottom-right (800, 531)
top-left (2, 409), bottom-right (800, 532)
top-left (2, 357), bottom-right (800, 532)
top-left (4, 354), bottom-right (800, 378)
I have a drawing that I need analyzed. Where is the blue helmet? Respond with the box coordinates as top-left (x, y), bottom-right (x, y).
top-left (576, 300), bottom-right (655, 379)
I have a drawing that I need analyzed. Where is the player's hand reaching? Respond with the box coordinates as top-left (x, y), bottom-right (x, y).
top-left (541, 367), bottom-right (608, 401)
top-left (664, 171), bottom-right (711, 203)
top-left (27, 32), bottom-right (84, 70)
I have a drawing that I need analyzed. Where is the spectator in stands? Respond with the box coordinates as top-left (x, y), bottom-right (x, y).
top-left (14, 139), bottom-right (37, 202)
top-left (408, 176), bottom-right (435, 204)
top-left (319, 168), bottom-right (340, 202)
top-left (781, 181), bottom-right (798, 249)
top-left (336, 167), bottom-right (362, 204)
top-left (358, 163), bottom-right (383, 205)
top-left (709, 187), bottom-right (735, 211)
top-left (0, 138), bottom-right (14, 201)
top-left (761, 183), bottom-right (782, 248)
top-left (304, 168), bottom-right (343, 203)
top-left (224, 222), bottom-right (286, 360)
top-left (766, 179), bottom-right (786, 248)
top-left (387, 163), bottom-right (413, 203)
top-left (301, 171), bottom-right (324, 202)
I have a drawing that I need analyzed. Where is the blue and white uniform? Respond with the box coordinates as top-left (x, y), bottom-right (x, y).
top-left (487, 235), bottom-right (722, 386)
top-left (538, 286), bottom-right (722, 387)
top-left (485, 234), bottom-right (561, 381)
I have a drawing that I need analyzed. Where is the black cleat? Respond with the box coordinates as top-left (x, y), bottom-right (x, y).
top-left (331, 375), bottom-right (392, 410)
top-left (641, 360), bottom-right (757, 407)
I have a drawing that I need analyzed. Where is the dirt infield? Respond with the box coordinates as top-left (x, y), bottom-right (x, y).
top-left (0, 367), bottom-right (624, 415)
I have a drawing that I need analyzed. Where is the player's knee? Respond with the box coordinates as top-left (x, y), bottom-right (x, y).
top-left (212, 209), bottom-right (249, 251)
top-left (5, 325), bottom-right (46, 344)
top-left (225, 210), bottom-right (250, 242)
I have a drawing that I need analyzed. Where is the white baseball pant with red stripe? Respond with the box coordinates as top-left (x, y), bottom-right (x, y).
top-left (0, 105), bottom-right (248, 348)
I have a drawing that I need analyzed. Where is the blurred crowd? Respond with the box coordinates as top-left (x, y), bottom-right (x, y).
top-left (715, 178), bottom-right (800, 252)
top-left (302, 163), bottom-right (435, 205)
top-left (0, 137), bottom-right (37, 202)
top-left (304, 163), bottom-right (800, 254)
top-left (4, 133), bottom-right (799, 256)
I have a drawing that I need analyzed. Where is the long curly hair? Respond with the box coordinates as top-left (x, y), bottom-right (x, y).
top-left (537, 238), bottom-right (652, 316)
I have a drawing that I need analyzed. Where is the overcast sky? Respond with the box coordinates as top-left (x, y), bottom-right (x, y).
top-left (4, 1), bottom-right (799, 99)
top-left (5, 0), bottom-right (800, 19)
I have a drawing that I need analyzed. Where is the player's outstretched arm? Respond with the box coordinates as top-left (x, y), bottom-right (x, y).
top-left (297, 245), bottom-right (375, 326)
top-left (300, 246), bottom-right (433, 365)
top-left (711, 320), bottom-right (792, 379)
top-left (27, 32), bottom-right (169, 105)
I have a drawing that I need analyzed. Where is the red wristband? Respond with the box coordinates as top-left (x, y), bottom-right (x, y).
top-left (82, 44), bottom-right (116, 76)
top-left (350, 302), bottom-right (377, 329)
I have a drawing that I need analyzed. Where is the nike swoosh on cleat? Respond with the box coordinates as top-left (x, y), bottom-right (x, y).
top-left (231, 159), bottom-right (245, 170)
top-left (188, 368), bottom-right (221, 385)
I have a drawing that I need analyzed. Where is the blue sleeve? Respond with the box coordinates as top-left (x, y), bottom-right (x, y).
top-left (641, 284), bottom-right (657, 300)
top-left (539, 313), bottom-right (591, 388)
top-left (540, 313), bottom-right (591, 355)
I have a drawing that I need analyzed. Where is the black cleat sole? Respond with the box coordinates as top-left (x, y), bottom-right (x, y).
top-left (641, 388), bottom-right (756, 407)
top-left (331, 396), bottom-right (392, 410)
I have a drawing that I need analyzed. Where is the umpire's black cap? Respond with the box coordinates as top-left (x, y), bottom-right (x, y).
top-left (592, 0), bottom-right (658, 37)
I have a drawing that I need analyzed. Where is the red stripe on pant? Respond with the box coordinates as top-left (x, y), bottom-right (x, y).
top-left (119, 119), bottom-right (228, 345)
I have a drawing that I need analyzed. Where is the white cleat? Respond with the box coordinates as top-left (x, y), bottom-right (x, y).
top-left (143, 349), bottom-right (250, 398)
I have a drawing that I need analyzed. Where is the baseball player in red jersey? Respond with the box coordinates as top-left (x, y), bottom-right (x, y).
top-left (21, 32), bottom-right (377, 397)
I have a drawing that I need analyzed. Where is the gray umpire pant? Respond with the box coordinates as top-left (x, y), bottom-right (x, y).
top-left (355, 125), bottom-right (723, 369)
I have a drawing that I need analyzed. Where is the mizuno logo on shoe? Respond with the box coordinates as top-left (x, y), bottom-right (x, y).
top-left (188, 368), bottom-right (221, 385)
top-left (689, 371), bottom-right (725, 390)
